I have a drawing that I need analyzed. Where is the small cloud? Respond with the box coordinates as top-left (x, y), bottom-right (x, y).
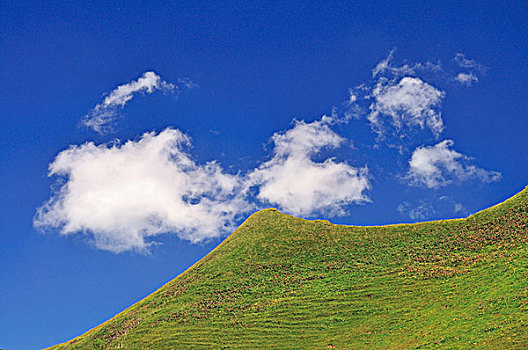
top-left (455, 72), bottom-right (478, 86)
top-left (453, 53), bottom-right (487, 73)
top-left (397, 201), bottom-right (434, 220)
top-left (439, 195), bottom-right (468, 216)
top-left (247, 116), bottom-right (370, 216)
top-left (347, 90), bottom-right (358, 104)
top-left (344, 85), bottom-right (370, 121)
top-left (81, 72), bottom-right (177, 134)
top-left (454, 203), bottom-right (465, 213)
top-left (451, 54), bottom-right (487, 87)
top-left (347, 51), bottom-right (447, 141)
top-left (34, 128), bottom-right (249, 253)
top-left (405, 140), bottom-right (501, 189)
top-left (368, 77), bottom-right (445, 138)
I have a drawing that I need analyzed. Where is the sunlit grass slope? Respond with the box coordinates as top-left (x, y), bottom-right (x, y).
top-left (50, 187), bottom-right (528, 349)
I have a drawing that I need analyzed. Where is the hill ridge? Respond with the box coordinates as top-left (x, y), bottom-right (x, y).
top-left (48, 186), bottom-right (528, 349)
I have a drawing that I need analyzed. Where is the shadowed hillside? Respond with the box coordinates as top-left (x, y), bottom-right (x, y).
top-left (49, 187), bottom-right (528, 349)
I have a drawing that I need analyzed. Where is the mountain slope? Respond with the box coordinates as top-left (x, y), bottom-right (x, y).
top-left (49, 187), bottom-right (528, 349)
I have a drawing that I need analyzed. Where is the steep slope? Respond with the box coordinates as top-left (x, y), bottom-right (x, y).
top-left (50, 187), bottom-right (528, 349)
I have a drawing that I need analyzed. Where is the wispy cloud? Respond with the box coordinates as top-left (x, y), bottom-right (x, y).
top-left (397, 196), bottom-right (468, 220)
top-left (371, 49), bottom-right (416, 77)
top-left (81, 72), bottom-right (178, 134)
top-left (453, 53), bottom-right (487, 73)
top-left (247, 116), bottom-right (370, 216)
top-left (372, 49), bottom-right (441, 78)
top-left (405, 140), bottom-right (501, 188)
top-left (177, 77), bottom-right (199, 89)
top-left (34, 128), bottom-right (249, 253)
top-left (397, 201), bottom-right (434, 220)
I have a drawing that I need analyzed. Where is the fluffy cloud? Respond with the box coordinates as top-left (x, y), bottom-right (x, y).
top-left (368, 77), bottom-right (445, 137)
top-left (247, 117), bottom-right (370, 216)
top-left (406, 140), bottom-right (501, 188)
top-left (35, 119), bottom-right (371, 252)
top-left (34, 128), bottom-right (248, 253)
top-left (455, 72), bottom-right (478, 86)
top-left (82, 72), bottom-right (177, 134)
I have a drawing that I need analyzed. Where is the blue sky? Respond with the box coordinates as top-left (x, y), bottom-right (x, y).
top-left (1, 1), bottom-right (527, 348)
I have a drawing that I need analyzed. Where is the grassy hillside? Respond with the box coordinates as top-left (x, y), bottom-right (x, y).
top-left (49, 187), bottom-right (528, 349)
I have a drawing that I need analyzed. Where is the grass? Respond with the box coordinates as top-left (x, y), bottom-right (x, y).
top-left (49, 186), bottom-right (528, 349)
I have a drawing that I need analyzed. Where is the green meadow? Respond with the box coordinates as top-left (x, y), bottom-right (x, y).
top-left (50, 187), bottom-right (528, 349)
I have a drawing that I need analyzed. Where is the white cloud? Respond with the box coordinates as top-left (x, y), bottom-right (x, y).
top-left (247, 116), bottom-right (370, 216)
top-left (35, 118), bottom-right (372, 252)
top-left (82, 72), bottom-right (177, 134)
top-left (455, 72), bottom-right (478, 86)
top-left (368, 77), bottom-right (445, 138)
top-left (406, 140), bottom-right (501, 188)
top-left (34, 128), bottom-right (249, 253)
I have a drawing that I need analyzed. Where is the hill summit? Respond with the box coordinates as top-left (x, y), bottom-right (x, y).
top-left (49, 187), bottom-right (528, 349)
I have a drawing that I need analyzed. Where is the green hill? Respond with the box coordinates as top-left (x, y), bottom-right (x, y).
top-left (49, 187), bottom-right (528, 349)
